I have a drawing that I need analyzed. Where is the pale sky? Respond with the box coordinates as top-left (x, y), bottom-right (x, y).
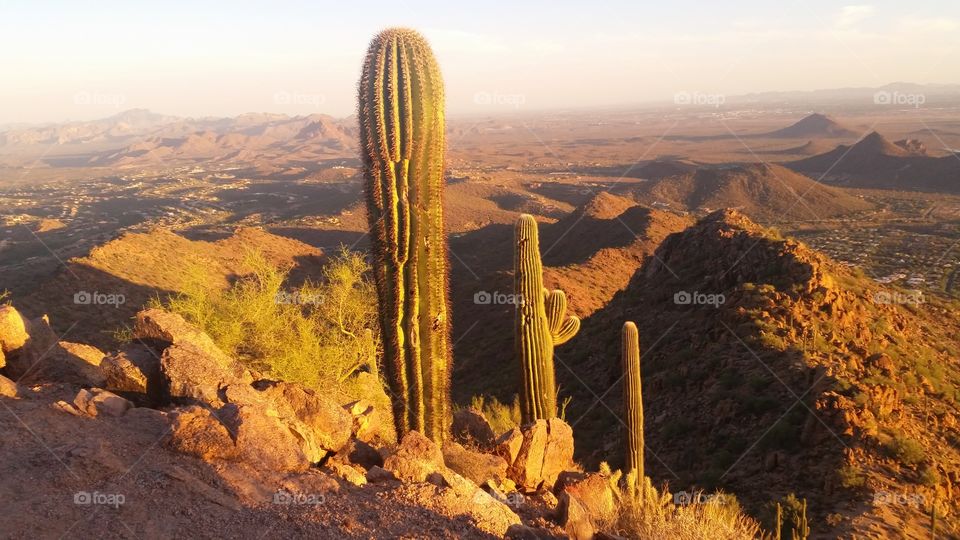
top-left (1, 0), bottom-right (958, 124)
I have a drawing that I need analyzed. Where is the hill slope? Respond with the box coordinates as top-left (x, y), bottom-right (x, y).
top-left (764, 113), bottom-right (859, 139)
top-left (560, 210), bottom-right (960, 537)
top-left (630, 163), bottom-right (873, 222)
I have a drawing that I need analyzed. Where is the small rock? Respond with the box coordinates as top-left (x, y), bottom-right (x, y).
top-left (556, 492), bottom-right (595, 540)
top-left (52, 400), bottom-right (82, 416)
top-left (165, 405), bottom-right (238, 461)
top-left (0, 374), bottom-right (20, 398)
top-left (327, 460), bottom-right (367, 487)
top-left (554, 472), bottom-right (616, 524)
top-left (383, 431), bottom-right (445, 483)
top-left (0, 305), bottom-right (29, 354)
top-left (101, 344), bottom-right (161, 402)
top-left (365, 465), bottom-right (397, 483)
top-left (443, 440), bottom-right (509, 486)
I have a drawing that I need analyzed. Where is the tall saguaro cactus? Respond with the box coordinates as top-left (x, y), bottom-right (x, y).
top-left (358, 28), bottom-right (451, 442)
top-left (514, 214), bottom-right (580, 423)
top-left (622, 321), bottom-right (644, 486)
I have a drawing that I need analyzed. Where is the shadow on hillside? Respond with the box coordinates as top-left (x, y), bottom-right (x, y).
top-left (268, 228), bottom-right (370, 252)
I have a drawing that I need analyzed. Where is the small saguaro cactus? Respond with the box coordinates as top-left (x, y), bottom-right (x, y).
top-left (358, 28), bottom-right (451, 442)
top-left (791, 498), bottom-right (810, 540)
top-left (622, 321), bottom-right (644, 487)
top-left (514, 214), bottom-right (580, 423)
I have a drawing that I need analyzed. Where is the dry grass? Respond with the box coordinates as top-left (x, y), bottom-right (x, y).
top-left (607, 473), bottom-right (762, 540)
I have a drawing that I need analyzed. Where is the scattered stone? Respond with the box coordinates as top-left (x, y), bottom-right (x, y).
top-left (101, 344), bottom-right (160, 401)
top-left (383, 431), bottom-right (445, 483)
top-left (443, 440), bottom-right (509, 486)
top-left (327, 460), bottom-right (367, 487)
top-left (452, 407), bottom-right (496, 447)
top-left (365, 465), bottom-right (397, 483)
top-left (554, 472), bottom-right (616, 524)
top-left (0, 305), bottom-right (29, 354)
top-left (556, 492), bottom-right (595, 540)
top-left (0, 374), bottom-right (19, 398)
top-left (165, 405), bottom-right (238, 461)
top-left (72, 388), bottom-right (133, 417)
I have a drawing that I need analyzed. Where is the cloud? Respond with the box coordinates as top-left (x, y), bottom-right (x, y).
top-left (835, 5), bottom-right (876, 29)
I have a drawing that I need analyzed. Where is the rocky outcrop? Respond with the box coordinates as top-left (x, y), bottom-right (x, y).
top-left (0, 305), bottom-right (29, 354)
top-left (100, 344), bottom-right (161, 403)
top-left (165, 406), bottom-right (238, 461)
top-left (499, 419), bottom-right (576, 492)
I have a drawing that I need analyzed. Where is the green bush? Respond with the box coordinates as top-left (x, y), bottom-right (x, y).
top-left (838, 464), bottom-right (866, 488)
top-left (886, 434), bottom-right (926, 467)
top-left (154, 248), bottom-right (379, 391)
top-left (470, 395), bottom-right (521, 437)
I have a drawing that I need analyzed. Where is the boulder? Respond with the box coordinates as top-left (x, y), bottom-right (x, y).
top-left (443, 440), bottom-right (509, 486)
top-left (255, 381), bottom-right (352, 460)
top-left (101, 344), bottom-right (161, 402)
top-left (0, 374), bottom-right (19, 398)
top-left (0, 305), bottom-right (29, 354)
top-left (72, 388), bottom-right (133, 417)
top-left (134, 308), bottom-right (235, 365)
top-left (496, 427), bottom-right (525, 464)
top-left (160, 342), bottom-right (248, 408)
top-left (365, 465), bottom-right (397, 483)
top-left (326, 460), bottom-right (367, 487)
top-left (555, 472), bottom-right (617, 524)
top-left (341, 438), bottom-right (384, 470)
top-left (452, 407), bottom-right (497, 447)
top-left (337, 371), bottom-right (395, 444)
top-left (0, 346), bottom-right (5, 370)
top-left (556, 492), bottom-right (595, 540)
top-left (505, 419), bottom-right (575, 491)
top-left (4, 318), bottom-right (106, 386)
top-left (219, 403), bottom-right (310, 473)
top-left (165, 405), bottom-right (238, 461)
top-left (383, 431), bottom-right (445, 483)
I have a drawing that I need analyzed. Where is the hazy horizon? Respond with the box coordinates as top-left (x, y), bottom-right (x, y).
top-left (2, 0), bottom-right (959, 124)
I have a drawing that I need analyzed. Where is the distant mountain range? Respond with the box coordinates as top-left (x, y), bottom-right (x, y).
top-left (787, 131), bottom-right (960, 192)
top-left (726, 82), bottom-right (960, 105)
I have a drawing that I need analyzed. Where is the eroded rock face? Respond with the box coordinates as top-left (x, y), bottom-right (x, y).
top-left (501, 419), bottom-right (576, 492)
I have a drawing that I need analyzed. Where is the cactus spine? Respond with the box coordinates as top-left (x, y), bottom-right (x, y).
top-left (622, 321), bottom-right (644, 487)
top-left (514, 214), bottom-right (580, 423)
top-left (358, 28), bottom-right (451, 442)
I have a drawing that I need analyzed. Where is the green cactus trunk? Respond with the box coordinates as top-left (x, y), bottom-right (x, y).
top-left (358, 28), bottom-right (451, 442)
top-left (514, 214), bottom-right (580, 424)
top-left (622, 321), bottom-right (644, 484)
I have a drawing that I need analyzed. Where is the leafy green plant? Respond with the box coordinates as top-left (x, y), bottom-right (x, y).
top-left (886, 433), bottom-right (926, 467)
top-left (154, 249), bottom-right (379, 391)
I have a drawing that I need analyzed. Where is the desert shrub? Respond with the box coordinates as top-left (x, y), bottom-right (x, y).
top-left (838, 464), bottom-right (866, 488)
top-left (920, 464), bottom-right (940, 487)
top-left (154, 248), bottom-right (379, 391)
top-left (885, 433), bottom-right (926, 467)
top-left (470, 395), bottom-right (521, 437)
top-left (0, 290), bottom-right (9, 304)
top-left (612, 482), bottom-right (761, 540)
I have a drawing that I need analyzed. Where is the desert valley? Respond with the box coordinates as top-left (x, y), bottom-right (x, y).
top-left (1, 22), bottom-right (960, 540)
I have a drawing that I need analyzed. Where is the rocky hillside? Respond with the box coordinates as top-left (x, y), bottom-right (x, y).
top-left (560, 209), bottom-right (960, 537)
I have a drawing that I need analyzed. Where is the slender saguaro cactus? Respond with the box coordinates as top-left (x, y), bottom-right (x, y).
top-left (622, 321), bottom-right (644, 485)
top-left (514, 214), bottom-right (580, 423)
top-left (358, 28), bottom-right (451, 442)
top-left (791, 499), bottom-right (810, 540)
